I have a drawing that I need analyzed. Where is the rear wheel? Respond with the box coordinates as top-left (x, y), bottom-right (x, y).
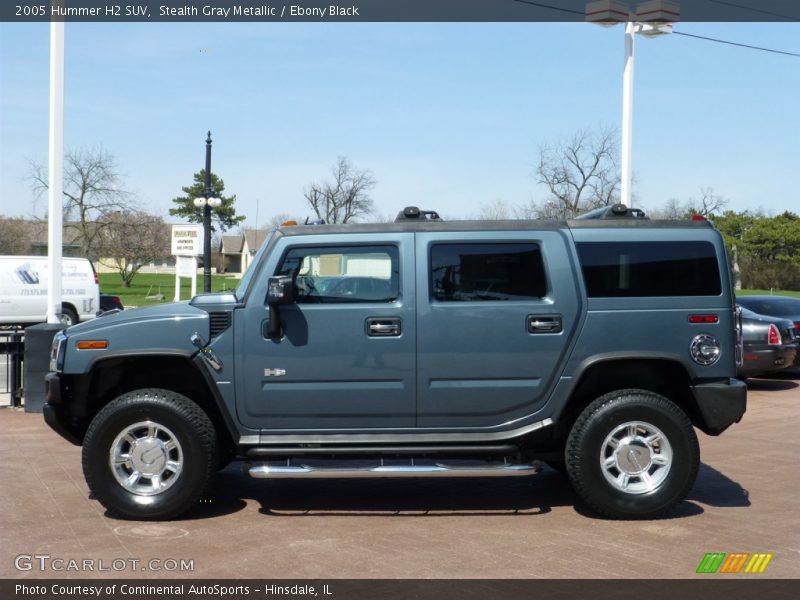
top-left (566, 389), bottom-right (699, 519)
top-left (82, 388), bottom-right (218, 520)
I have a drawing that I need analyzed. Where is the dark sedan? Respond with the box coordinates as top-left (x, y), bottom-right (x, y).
top-left (737, 295), bottom-right (800, 337)
top-left (99, 293), bottom-right (124, 313)
top-left (738, 307), bottom-right (798, 378)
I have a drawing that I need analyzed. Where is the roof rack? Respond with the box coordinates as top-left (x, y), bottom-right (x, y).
top-left (574, 203), bottom-right (648, 220)
top-left (395, 206), bottom-right (442, 222)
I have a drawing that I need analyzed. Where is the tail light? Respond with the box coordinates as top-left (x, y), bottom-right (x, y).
top-left (767, 324), bottom-right (780, 346)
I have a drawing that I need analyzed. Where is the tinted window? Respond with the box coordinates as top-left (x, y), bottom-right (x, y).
top-left (431, 243), bottom-right (547, 302)
top-left (277, 245), bottom-right (399, 303)
top-left (577, 241), bottom-right (721, 297)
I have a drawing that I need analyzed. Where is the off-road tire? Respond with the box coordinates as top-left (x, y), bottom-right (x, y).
top-left (566, 389), bottom-right (699, 519)
top-left (82, 388), bottom-right (218, 520)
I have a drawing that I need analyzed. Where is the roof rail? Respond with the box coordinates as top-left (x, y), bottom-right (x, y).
top-left (395, 206), bottom-right (442, 222)
top-left (574, 203), bottom-right (648, 220)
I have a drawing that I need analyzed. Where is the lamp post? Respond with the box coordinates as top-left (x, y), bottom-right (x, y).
top-left (586, 1), bottom-right (678, 207)
top-left (193, 131), bottom-right (221, 293)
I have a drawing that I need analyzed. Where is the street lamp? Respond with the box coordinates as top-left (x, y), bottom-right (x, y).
top-left (193, 131), bottom-right (221, 293)
top-left (586, 0), bottom-right (678, 207)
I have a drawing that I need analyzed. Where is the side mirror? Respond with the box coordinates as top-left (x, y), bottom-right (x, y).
top-left (266, 276), bottom-right (294, 338)
top-left (267, 276), bottom-right (295, 306)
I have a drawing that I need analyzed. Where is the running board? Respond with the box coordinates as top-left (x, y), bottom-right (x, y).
top-left (246, 459), bottom-right (541, 479)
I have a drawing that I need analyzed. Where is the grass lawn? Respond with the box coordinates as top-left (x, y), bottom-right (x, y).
top-left (99, 273), bottom-right (240, 308)
top-left (739, 289), bottom-right (800, 298)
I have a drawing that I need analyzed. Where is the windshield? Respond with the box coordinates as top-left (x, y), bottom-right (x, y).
top-left (235, 230), bottom-right (275, 299)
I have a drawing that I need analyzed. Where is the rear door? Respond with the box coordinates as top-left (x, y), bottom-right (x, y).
top-left (237, 233), bottom-right (416, 432)
top-left (415, 230), bottom-right (581, 428)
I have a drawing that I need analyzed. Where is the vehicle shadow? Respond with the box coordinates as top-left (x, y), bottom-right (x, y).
top-left (745, 376), bottom-right (798, 391)
top-left (687, 462), bottom-right (750, 508)
top-left (174, 461), bottom-right (746, 522)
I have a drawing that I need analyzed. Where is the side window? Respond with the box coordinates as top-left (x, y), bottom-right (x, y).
top-left (430, 243), bottom-right (547, 302)
top-left (276, 245), bottom-right (399, 303)
top-left (576, 241), bottom-right (722, 297)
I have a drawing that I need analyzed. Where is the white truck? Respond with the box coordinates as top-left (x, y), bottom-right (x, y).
top-left (0, 256), bottom-right (100, 326)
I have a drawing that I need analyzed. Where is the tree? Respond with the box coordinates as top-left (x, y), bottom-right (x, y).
top-left (96, 211), bottom-right (171, 287)
top-left (477, 199), bottom-right (513, 220)
top-left (713, 210), bottom-right (800, 290)
top-left (525, 128), bottom-right (620, 219)
top-left (304, 157), bottom-right (376, 224)
top-left (0, 217), bottom-right (35, 254)
top-left (169, 170), bottom-right (245, 233)
top-left (29, 148), bottom-right (133, 260)
top-left (651, 189), bottom-right (728, 220)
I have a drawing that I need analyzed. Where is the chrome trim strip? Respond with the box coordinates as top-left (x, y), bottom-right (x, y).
top-left (250, 417), bottom-right (554, 445)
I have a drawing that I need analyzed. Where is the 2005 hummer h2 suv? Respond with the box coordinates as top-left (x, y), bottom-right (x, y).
top-left (44, 205), bottom-right (746, 520)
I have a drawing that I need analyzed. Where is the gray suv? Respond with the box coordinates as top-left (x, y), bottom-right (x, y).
top-left (44, 206), bottom-right (746, 520)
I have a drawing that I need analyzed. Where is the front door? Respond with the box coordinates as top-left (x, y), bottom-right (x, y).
top-left (237, 233), bottom-right (416, 432)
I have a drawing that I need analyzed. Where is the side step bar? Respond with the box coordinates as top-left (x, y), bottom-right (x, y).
top-left (247, 459), bottom-right (541, 479)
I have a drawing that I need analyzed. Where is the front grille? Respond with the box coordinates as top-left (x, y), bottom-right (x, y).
top-left (209, 312), bottom-right (231, 337)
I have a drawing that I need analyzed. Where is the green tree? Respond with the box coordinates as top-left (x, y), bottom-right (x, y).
top-left (169, 170), bottom-right (245, 232)
top-left (713, 210), bottom-right (800, 290)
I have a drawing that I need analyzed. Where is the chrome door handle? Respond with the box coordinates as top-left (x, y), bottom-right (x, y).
top-left (527, 315), bottom-right (562, 334)
top-left (367, 318), bottom-right (401, 337)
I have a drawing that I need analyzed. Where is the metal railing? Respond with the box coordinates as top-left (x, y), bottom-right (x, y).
top-left (0, 329), bottom-right (24, 407)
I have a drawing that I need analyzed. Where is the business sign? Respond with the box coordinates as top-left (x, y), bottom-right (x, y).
top-left (171, 224), bottom-right (203, 256)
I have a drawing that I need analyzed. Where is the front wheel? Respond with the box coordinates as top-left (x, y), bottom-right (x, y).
top-left (82, 388), bottom-right (218, 520)
top-left (59, 306), bottom-right (79, 326)
top-left (566, 389), bottom-right (699, 519)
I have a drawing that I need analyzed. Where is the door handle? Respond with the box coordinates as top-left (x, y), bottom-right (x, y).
top-left (367, 318), bottom-right (401, 337)
top-left (527, 315), bottom-right (562, 334)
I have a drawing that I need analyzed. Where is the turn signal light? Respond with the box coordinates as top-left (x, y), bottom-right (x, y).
top-left (76, 340), bottom-right (108, 350)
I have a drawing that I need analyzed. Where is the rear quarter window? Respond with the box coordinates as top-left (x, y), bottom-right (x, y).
top-left (576, 241), bottom-right (721, 297)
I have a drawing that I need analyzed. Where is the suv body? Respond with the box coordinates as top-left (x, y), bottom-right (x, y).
top-left (44, 209), bottom-right (746, 520)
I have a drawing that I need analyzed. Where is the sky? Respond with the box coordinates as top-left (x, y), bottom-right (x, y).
top-left (0, 20), bottom-right (798, 230)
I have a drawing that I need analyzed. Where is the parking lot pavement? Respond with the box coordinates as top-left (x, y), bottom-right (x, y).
top-left (1, 371), bottom-right (798, 580)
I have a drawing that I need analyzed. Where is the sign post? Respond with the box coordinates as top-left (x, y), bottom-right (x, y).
top-left (171, 224), bottom-right (203, 301)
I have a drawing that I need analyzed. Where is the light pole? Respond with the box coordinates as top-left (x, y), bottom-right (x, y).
top-left (586, 0), bottom-right (678, 207)
top-left (193, 131), bottom-right (221, 293)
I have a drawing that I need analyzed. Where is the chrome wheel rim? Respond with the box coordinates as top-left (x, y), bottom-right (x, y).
top-left (109, 421), bottom-right (183, 495)
top-left (600, 421), bottom-right (672, 495)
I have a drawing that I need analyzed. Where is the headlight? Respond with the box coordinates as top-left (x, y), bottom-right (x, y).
top-left (50, 331), bottom-right (67, 372)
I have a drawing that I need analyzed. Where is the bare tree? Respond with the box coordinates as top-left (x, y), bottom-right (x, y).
top-left (651, 188), bottom-right (729, 220)
top-left (304, 157), bottom-right (376, 224)
top-left (691, 187), bottom-right (728, 217)
top-left (29, 148), bottom-right (133, 260)
top-left (96, 211), bottom-right (171, 287)
top-left (477, 199), bottom-right (513, 220)
top-left (0, 217), bottom-right (36, 254)
top-left (527, 128), bottom-right (620, 219)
